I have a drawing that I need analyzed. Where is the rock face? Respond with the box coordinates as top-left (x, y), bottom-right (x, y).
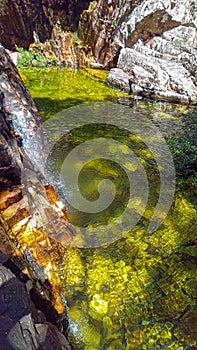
top-left (79, 0), bottom-right (197, 103)
top-left (0, 44), bottom-right (75, 320)
top-left (107, 0), bottom-right (197, 104)
top-left (0, 102), bottom-right (21, 190)
top-left (0, 254), bottom-right (71, 350)
top-left (78, 0), bottom-right (141, 68)
top-left (0, 0), bottom-right (90, 51)
top-left (0, 44), bottom-right (41, 142)
top-left (0, 46), bottom-right (75, 347)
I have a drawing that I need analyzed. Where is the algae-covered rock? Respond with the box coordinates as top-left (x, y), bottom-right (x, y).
top-left (89, 294), bottom-right (108, 320)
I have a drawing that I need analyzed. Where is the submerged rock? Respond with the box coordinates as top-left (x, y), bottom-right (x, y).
top-left (107, 0), bottom-right (197, 104)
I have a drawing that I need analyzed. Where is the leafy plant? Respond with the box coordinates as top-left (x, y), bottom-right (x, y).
top-left (16, 46), bottom-right (35, 67)
top-left (111, 19), bottom-right (118, 26)
top-left (16, 46), bottom-right (56, 68)
top-left (88, 1), bottom-right (95, 11)
top-left (70, 31), bottom-right (81, 43)
top-left (165, 111), bottom-right (197, 187)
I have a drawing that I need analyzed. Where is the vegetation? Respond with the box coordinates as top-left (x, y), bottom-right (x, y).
top-left (110, 19), bottom-right (118, 26)
top-left (16, 46), bottom-right (35, 67)
top-left (166, 111), bottom-right (197, 188)
top-left (88, 1), bottom-right (95, 11)
top-left (16, 46), bottom-right (56, 68)
top-left (70, 31), bottom-right (81, 43)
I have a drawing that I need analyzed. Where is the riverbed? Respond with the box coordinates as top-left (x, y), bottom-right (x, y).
top-left (20, 67), bottom-right (197, 350)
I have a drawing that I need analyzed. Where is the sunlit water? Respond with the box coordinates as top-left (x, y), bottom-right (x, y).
top-left (20, 67), bottom-right (197, 349)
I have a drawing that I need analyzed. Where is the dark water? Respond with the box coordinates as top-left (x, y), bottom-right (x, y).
top-left (20, 67), bottom-right (197, 349)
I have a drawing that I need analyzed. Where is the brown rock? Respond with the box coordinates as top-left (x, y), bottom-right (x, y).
top-left (0, 44), bottom-right (74, 317)
top-left (0, 0), bottom-right (90, 51)
top-left (0, 189), bottom-right (22, 211)
top-left (78, 0), bottom-right (140, 67)
top-left (0, 113), bottom-right (22, 190)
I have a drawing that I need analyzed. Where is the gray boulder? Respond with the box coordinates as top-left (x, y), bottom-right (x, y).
top-left (108, 0), bottom-right (197, 104)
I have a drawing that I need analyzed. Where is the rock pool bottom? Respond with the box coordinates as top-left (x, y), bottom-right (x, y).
top-left (60, 194), bottom-right (197, 350)
top-left (20, 67), bottom-right (197, 349)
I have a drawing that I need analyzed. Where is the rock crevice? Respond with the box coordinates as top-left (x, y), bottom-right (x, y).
top-left (0, 0), bottom-right (91, 51)
top-left (107, 0), bottom-right (197, 104)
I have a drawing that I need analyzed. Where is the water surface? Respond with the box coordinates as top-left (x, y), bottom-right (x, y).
top-left (20, 67), bottom-right (197, 349)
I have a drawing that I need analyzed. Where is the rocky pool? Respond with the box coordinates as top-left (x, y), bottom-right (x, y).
top-left (20, 67), bottom-right (197, 350)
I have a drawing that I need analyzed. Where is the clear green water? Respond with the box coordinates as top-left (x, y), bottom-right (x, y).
top-left (20, 67), bottom-right (197, 349)
top-left (20, 67), bottom-right (129, 119)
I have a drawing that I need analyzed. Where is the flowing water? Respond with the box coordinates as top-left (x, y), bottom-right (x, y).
top-left (20, 67), bottom-right (197, 350)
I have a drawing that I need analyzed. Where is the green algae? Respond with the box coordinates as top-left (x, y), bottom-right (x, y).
top-left (60, 195), bottom-right (197, 349)
top-left (19, 67), bottom-right (129, 119)
top-left (20, 67), bottom-right (197, 349)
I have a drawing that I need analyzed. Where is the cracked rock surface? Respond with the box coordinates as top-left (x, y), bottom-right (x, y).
top-left (107, 0), bottom-right (197, 104)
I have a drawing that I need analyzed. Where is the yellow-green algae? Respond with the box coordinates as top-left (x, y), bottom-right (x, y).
top-left (19, 67), bottom-right (129, 119)
top-left (60, 195), bottom-right (197, 349)
top-left (20, 67), bottom-right (197, 349)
